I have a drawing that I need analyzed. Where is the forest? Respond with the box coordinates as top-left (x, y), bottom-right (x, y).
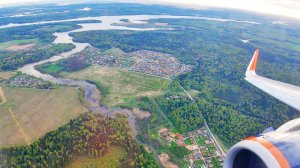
top-left (1, 3), bottom-right (300, 166)
top-left (71, 18), bottom-right (300, 146)
top-left (1, 113), bottom-right (158, 168)
top-left (0, 43), bottom-right (75, 71)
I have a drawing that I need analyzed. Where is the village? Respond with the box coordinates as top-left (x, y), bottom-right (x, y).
top-left (73, 46), bottom-right (192, 78)
top-left (159, 127), bottom-right (224, 168)
top-left (0, 73), bottom-right (54, 89)
top-left (129, 50), bottom-right (192, 78)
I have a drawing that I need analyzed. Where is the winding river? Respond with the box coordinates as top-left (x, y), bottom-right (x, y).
top-left (0, 15), bottom-right (259, 136)
top-left (15, 15), bottom-right (202, 136)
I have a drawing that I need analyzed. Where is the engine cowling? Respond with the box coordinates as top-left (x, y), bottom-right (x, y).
top-left (224, 118), bottom-right (300, 168)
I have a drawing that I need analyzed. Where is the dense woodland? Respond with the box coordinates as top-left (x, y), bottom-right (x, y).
top-left (71, 18), bottom-right (300, 146)
top-left (0, 43), bottom-right (75, 71)
top-left (1, 113), bottom-right (158, 168)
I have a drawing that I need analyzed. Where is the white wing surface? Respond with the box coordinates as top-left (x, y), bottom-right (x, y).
top-left (245, 49), bottom-right (300, 111)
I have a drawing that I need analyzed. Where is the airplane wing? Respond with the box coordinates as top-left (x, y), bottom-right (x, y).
top-left (245, 49), bottom-right (300, 111)
top-left (224, 50), bottom-right (300, 168)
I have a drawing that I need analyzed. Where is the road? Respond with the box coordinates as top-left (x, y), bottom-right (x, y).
top-left (180, 85), bottom-right (226, 157)
top-left (204, 122), bottom-right (226, 157)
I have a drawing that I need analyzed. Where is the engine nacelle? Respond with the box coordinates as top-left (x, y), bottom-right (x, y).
top-left (224, 118), bottom-right (300, 168)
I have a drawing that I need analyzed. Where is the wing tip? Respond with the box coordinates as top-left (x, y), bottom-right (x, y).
top-left (245, 49), bottom-right (259, 77)
top-left (250, 49), bottom-right (259, 71)
top-left (247, 49), bottom-right (260, 72)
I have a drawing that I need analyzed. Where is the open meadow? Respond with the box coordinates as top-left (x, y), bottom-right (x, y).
top-left (0, 39), bottom-right (37, 51)
top-left (64, 66), bottom-right (169, 107)
top-left (0, 86), bottom-right (87, 147)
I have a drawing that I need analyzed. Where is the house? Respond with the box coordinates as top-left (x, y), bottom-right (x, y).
top-left (176, 133), bottom-right (184, 139)
top-left (194, 153), bottom-right (201, 159)
top-left (161, 132), bottom-right (169, 138)
top-left (169, 132), bottom-right (176, 138)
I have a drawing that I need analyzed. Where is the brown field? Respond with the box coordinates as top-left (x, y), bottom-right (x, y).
top-left (0, 86), bottom-right (87, 147)
top-left (0, 87), bottom-right (7, 104)
top-left (0, 39), bottom-right (37, 50)
top-left (0, 71), bottom-right (17, 80)
top-left (67, 146), bottom-right (126, 168)
top-left (159, 153), bottom-right (179, 168)
top-left (6, 43), bottom-right (35, 51)
top-left (64, 66), bottom-right (169, 107)
top-left (132, 108), bottom-right (151, 119)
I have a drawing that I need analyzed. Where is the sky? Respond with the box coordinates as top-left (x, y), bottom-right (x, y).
top-left (1, 0), bottom-right (300, 20)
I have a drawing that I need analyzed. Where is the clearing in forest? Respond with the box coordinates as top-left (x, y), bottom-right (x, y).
top-left (0, 39), bottom-right (37, 51)
top-left (67, 146), bottom-right (127, 168)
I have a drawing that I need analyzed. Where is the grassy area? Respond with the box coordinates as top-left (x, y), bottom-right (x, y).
top-left (194, 160), bottom-right (204, 168)
top-left (214, 134), bottom-right (230, 152)
top-left (38, 63), bottom-right (63, 74)
top-left (64, 66), bottom-right (169, 107)
top-left (196, 136), bottom-right (205, 145)
top-left (0, 39), bottom-right (37, 50)
top-left (67, 146), bottom-right (127, 168)
top-left (0, 71), bottom-right (17, 80)
top-left (0, 86), bottom-right (87, 147)
top-left (212, 157), bottom-right (222, 168)
top-left (184, 138), bottom-right (193, 145)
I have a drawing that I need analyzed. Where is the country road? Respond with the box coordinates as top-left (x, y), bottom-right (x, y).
top-left (180, 85), bottom-right (226, 157)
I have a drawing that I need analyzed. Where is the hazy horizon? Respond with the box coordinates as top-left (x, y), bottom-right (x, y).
top-left (1, 0), bottom-right (300, 20)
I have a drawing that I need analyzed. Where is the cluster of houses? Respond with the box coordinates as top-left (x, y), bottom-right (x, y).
top-left (160, 128), bottom-right (223, 168)
top-left (73, 46), bottom-right (128, 67)
top-left (0, 74), bottom-right (53, 89)
top-left (72, 47), bottom-right (192, 78)
top-left (129, 50), bottom-right (192, 78)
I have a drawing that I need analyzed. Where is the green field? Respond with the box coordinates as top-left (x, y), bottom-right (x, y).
top-left (0, 86), bottom-right (87, 147)
top-left (67, 146), bottom-right (127, 168)
top-left (212, 157), bottom-right (222, 168)
top-left (194, 160), bottom-right (204, 168)
top-left (64, 66), bottom-right (169, 107)
top-left (39, 63), bottom-right (64, 74)
top-left (0, 39), bottom-right (37, 50)
top-left (184, 138), bottom-right (193, 145)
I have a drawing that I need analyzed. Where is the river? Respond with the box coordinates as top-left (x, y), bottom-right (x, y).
top-left (0, 14), bottom-right (259, 136)
top-left (14, 15), bottom-right (202, 137)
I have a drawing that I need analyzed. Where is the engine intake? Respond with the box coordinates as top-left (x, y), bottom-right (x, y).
top-left (224, 118), bottom-right (300, 168)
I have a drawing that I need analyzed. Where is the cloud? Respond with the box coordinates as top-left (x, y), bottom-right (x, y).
top-left (79, 7), bottom-right (91, 11)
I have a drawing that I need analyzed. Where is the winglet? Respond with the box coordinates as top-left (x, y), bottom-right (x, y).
top-left (246, 49), bottom-right (259, 76)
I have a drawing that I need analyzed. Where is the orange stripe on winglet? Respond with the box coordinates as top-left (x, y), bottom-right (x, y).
top-left (251, 137), bottom-right (290, 168)
top-left (250, 49), bottom-right (259, 71)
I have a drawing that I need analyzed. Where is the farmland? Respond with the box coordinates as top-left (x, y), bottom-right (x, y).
top-left (63, 66), bottom-right (169, 107)
top-left (0, 86), bottom-right (87, 147)
top-left (0, 71), bottom-right (16, 80)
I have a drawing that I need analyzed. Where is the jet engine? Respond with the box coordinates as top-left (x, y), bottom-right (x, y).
top-left (224, 118), bottom-right (300, 168)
